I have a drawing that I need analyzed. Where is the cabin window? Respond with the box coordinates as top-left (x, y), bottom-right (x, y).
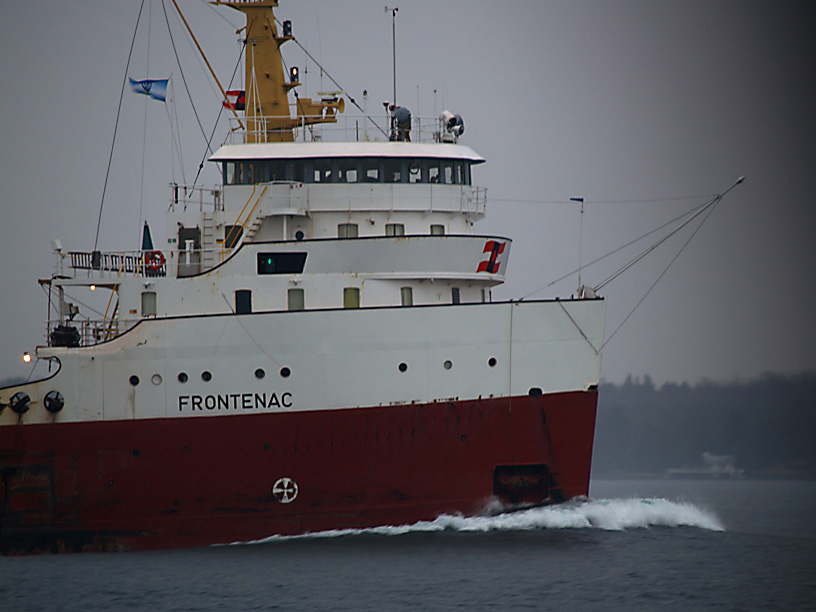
top-left (464, 162), bottom-right (472, 185)
top-left (235, 290), bottom-right (252, 314)
top-left (223, 162), bottom-right (236, 185)
top-left (257, 252), bottom-right (308, 274)
top-left (428, 161), bottom-right (440, 184)
top-left (451, 287), bottom-right (461, 305)
top-left (362, 158), bottom-right (380, 182)
top-left (313, 158), bottom-right (333, 183)
top-left (344, 287), bottom-right (360, 309)
top-left (430, 224), bottom-right (445, 236)
top-left (288, 288), bottom-right (305, 311)
top-left (408, 159), bottom-right (422, 183)
top-left (338, 223), bottom-right (358, 238)
top-left (386, 223), bottom-right (405, 237)
top-left (337, 158), bottom-right (358, 183)
top-left (442, 160), bottom-right (454, 185)
top-left (141, 291), bottom-right (157, 317)
top-left (454, 160), bottom-right (464, 185)
top-left (384, 158), bottom-right (402, 183)
top-left (400, 287), bottom-right (413, 307)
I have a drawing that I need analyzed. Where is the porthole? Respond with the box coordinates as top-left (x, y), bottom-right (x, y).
top-left (129, 375), bottom-right (140, 386)
top-left (44, 390), bottom-right (64, 413)
top-left (280, 367), bottom-right (291, 378)
top-left (488, 357), bottom-right (497, 368)
top-left (529, 387), bottom-right (543, 397)
top-left (202, 371), bottom-right (212, 382)
top-left (151, 374), bottom-right (162, 386)
top-left (443, 360), bottom-right (453, 370)
top-left (398, 362), bottom-right (408, 373)
top-left (131, 449), bottom-right (141, 458)
top-left (255, 368), bottom-right (266, 379)
top-left (295, 230), bottom-right (305, 241)
top-left (178, 372), bottom-right (188, 383)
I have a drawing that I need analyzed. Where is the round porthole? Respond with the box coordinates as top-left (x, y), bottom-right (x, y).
top-left (255, 368), bottom-right (266, 379)
top-left (398, 362), bottom-right (408, 373)
top-left (295, 230), bottom-right (305, 241)
top-left (178, 372), bottom-right (188, 383)
top-left (202, 371), bottom-right (212, 382)
top-left (151, 374), bottom-right (162, 386)
top-left (44, 390), bottom-right (65, 413)
top-left (280, 367), bottom-right (291, 378)
top-left (129, 375), bottom-right (140, 387)
top-left (488, 357), bottom-right (497, 367)
top-left (443, 360), bottom-right (453, 370)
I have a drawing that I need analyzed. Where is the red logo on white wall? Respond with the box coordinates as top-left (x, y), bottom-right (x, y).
top-left (477, 240), bottom-right (506, 273)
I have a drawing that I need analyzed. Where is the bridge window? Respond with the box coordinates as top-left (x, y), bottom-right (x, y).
top-left (222, 158), bottom-right (472, 186)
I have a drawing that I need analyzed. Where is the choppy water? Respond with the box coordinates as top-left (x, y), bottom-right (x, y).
top-left (1, 479), bottom-right (814, 611)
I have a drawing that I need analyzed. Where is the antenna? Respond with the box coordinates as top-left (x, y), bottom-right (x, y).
top-left (385, 6), bottom-right (398, 108)
top-left (570, 197), bottom-right (585, 292)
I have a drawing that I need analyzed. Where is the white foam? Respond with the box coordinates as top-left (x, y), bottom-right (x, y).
top-left (232, 497), bottom-right (724, 546)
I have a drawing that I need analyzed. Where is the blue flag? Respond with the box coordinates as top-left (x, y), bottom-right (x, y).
top-left (129, 78), bottom-right (168, 102)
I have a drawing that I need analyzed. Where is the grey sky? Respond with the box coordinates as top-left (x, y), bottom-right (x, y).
top-left (1, 0), bottom-right (814, 385)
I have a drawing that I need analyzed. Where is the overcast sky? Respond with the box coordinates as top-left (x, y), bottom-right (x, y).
top-left (1, 0), bottom-right (815, 385)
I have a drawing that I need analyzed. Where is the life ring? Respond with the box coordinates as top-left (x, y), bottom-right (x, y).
top-left (145, 250), bottom-right (165, 271)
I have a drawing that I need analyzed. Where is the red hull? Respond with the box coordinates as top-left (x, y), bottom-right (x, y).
top-left (0, 390), bottom-right (597, 553)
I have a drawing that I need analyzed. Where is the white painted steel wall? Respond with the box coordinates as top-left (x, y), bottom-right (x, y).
top-left (3, 299), bottom-right (605, 426)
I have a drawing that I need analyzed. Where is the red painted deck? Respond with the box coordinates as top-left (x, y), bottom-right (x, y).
top-left (0, 390), bottom-right (597, 554)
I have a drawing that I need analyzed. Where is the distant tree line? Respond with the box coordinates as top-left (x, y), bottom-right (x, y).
top-left (592, 371), bottom-right (816, 478)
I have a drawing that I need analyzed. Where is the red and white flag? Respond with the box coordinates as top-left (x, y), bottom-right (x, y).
top-left (222, 90), bottom-right (245, 111)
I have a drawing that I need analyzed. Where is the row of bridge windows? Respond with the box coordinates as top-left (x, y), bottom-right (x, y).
top-left (223, 157), bottom-right (473, 186)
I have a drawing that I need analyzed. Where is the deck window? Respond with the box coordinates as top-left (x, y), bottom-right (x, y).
top-left (288, 288), bottom-right (305, 311)
top-left (400, 287), bottom-right (413, 307)
top-left (451, 287), bottom-right (461, 305)
top-left (430, 224), bottom-right (445, 236)
top-left (257, 252), bottom-right (308, 275)
top-left (338, 223), bottom-right (358, 239)
top-left (386, 223), bottom-right (405, 237)
top-left (141, 291), bottom-right (157, 317)
top-left (235, 290), bottom-right (252, 314)
top-left (344, 287), bottom-right (360, 309)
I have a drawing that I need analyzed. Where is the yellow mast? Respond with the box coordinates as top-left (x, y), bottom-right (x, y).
top-left (215, 0), bottom-right (344, 143)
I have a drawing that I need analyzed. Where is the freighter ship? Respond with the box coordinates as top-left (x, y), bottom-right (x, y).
top-left (0, 0), bottom-right (605, 553)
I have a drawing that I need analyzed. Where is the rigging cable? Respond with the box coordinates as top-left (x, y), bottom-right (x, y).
top-left (188, 37), bottom-right (247, 189)
top-left (601, 176), bottom-right (745, 349)
top-left (521, 197), bottom-right (718, 300)
top-left (273, 16), bottom-right (388, 138)
top-left (161, 0), bottom-right (214, 159)
top-left (93, 0), bottom-right (147, 252)
top-left (138, 0), bottom-right (153, 247)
